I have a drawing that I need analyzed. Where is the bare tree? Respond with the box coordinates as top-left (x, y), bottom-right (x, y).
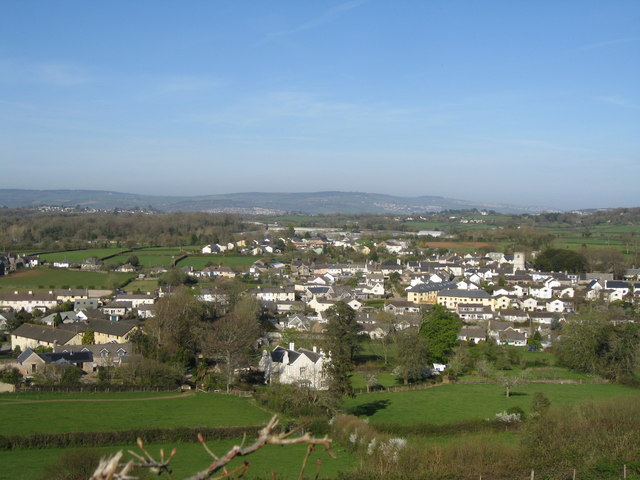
top-left (146, 288), bottom-right (204, 362)
top-left (203, 296), bottom-right (262, 392)
top-left (375, 311), bottom-right (397, 365)
top-left (496, 372), bottom-right (522, 398)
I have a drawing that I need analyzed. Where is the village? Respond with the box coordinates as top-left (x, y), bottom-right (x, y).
top-left (1, 226), bottom-right (639, 391)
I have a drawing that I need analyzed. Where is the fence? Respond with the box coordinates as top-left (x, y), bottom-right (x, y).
top-left (17, 385), bottom-right (182, 393)
top-left (353, 381), bottom-right (443, 395)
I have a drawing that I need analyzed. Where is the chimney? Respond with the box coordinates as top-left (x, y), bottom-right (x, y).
top-left (312, 345), bottom-right (317, 353)
top-left (289, 342), bottom-right (295, 351)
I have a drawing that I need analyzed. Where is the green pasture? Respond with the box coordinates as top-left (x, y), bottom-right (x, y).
top-left (0, 392), bottom-right (270, 435)
top-left (0, 268), bottom-right (134, 291)
top-left (134, 246), bottom-right (200, 255)
top-left (36, 248), bottom-right (125, 263)
top-left (0, 437), bottom-right (355, 480)
top-left (107, 254), bottom-right (175, 267)
top-left (342, 382), bottom-right (640, 425)
top-left (354, 339), bottom-right (394, 366)
top-left (351, 371), bottom-right (398, 390)
top-left (177, 255), bottom-right (261, 270)
top-left (125, 278), bottom-right (159, 293)
top-left (0, 391), bottom-right (179, 402)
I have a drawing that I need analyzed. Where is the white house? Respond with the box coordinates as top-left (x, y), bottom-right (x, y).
top-left (259, 343), bottom-right (328, 390)
top-left (498, 327), bottom-right (528, 346)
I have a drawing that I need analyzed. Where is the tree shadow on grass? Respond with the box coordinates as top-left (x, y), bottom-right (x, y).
top-left (354, 353), bottom-right (383, 364)
top-left (508, 391), bottom-right (528, 397)
top-left (349, 399), bottom-right (391, 417)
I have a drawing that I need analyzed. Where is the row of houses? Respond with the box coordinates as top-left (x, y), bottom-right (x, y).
top-left (9, 319), bottom-right (139, 352)
top-left (16, 342), bottom-right (134, 377)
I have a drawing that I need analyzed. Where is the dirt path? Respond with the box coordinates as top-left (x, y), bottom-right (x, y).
top-left (0, 391), bottom-right (195, 405)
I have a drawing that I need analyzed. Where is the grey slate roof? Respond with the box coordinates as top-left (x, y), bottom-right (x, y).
top-left (406, 282), bottom-right (457, 293)
top-left (11, 323), bottom-right (79, 344)
top-left (39, 351), bottom-right (94, 364)
top-left (438, 289), bottom-right (492, 299)
top-left (58, 319), bottom-right (139, 337)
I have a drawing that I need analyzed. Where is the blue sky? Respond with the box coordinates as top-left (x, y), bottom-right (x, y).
top-left (1, 1), bottom-right (638, 210)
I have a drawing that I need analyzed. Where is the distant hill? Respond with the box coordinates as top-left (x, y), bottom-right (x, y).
top-left (0, 189), bottom-right (542, 214)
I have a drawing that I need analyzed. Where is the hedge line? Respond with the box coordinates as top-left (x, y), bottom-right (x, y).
top-left (373, 418), bottom-right (521, 436)
top-left (0, 424), bottom-right (264, 450)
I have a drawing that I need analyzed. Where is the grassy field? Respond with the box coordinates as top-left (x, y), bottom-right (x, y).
top-left (0, 391), bottom-right (355, 480)
top-left (134, 246), bottom-right (201, 255)
top-left (107, 254), bottom-right (175, 267)
top-left (125, 278), bottom-right (159, 293)
top-left (351, 371), bottom-right (399, 390)
top-left (0, 391), bottom-right (180, 402)
top-left (0, 392), bottom-right (270, 435)
top-left (342, 383), bottom-right (640, 425)
top-left (0, 268), bottom-right (134, 291)
top-left (0, 437), bottom-right (355, 480)
top-left (177, 255), bottom-right (261, 270)
top-left (36, 248), bottom-right (125, 263)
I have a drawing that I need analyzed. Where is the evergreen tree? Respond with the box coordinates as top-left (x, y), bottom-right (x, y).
top-left (419, 305), bottom-right (463, 363)
top-left (395, 330), bottom-right (430, 384)
top-left (82, 328), bottom-right (95, 345)
top-left (324, 301), bottom-right (360, 397)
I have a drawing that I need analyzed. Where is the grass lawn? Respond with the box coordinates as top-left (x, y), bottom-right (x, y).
top-left (0, 392), bottom-right (270, 435)
top-left (107, 254), bottom-right (175, 267)
top-left (134, 246), bottom-right (200, 255)
top-left (351, 371), bottom-right (399, 390)
top-left (0, 391), bottom-right (181, 402)
top-left (342, 383), bottom-right (640, 425)
top-left (124, 278), bottom-right (159, 293)
top-left (0, 438), bottom-right (356, 480)
top-left (36, 248), bottom-right (125, 263)
top-left (0, 268), bottom-right (134, 291)
top-left (177, 255), bottom-right (261, 270)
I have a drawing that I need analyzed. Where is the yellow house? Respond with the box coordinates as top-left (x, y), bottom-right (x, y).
top-left (437, 289), bottom-right (493, 311)
top-left (406, 282), bottom-right (457, 304)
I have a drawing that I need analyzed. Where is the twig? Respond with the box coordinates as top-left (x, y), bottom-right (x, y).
top-left (186, 416), bottom-right (334, 480)
top-left (91, 415), bottom-right (334, 480)
top-left (298, 444), bottom-right (315, 480)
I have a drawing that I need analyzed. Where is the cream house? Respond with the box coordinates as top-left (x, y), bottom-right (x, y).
top-left (10, 323), bottom-right (83, 351)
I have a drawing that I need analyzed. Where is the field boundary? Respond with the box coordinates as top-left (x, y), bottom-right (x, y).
top-left (1, 391), bottom-right (195, 404)
top-left (0, 424), bottom-right (266, 451)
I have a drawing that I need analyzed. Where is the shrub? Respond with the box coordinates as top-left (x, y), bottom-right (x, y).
top-left (524, 397), bottom-right (640, 477)
top-left (41, 449), bottom-right (105, 480)
top-left (0, 367), bottom-right (23, 386)
top-left (1, 426), bottom-right (263, 450)
top-left (255, 384), bottom-right (338, 417)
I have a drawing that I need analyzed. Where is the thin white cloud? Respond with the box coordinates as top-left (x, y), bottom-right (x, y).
top-left (156, 76), bottom-right (225, 93)
top-left (0, 59), bottom-right (90, 86)
top-left (475, 136), bottom-right (593, 154)
top-left (597, 95), bottom-right (639, 109)
top-left (36, 63), bottom-right (89, 86)
top-left (256, 0), bottom-right (369, 45)
top-left (180, 90), bottom-right (419, 128)
top-left (580, 37), bottom-right (639, 50)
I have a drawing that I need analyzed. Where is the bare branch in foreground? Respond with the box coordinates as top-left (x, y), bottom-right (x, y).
top-left (90, 415), bottom-right (335, 480)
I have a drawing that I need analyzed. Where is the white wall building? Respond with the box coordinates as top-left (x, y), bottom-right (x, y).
top-left (259, 343), bottom-right (329, 390)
